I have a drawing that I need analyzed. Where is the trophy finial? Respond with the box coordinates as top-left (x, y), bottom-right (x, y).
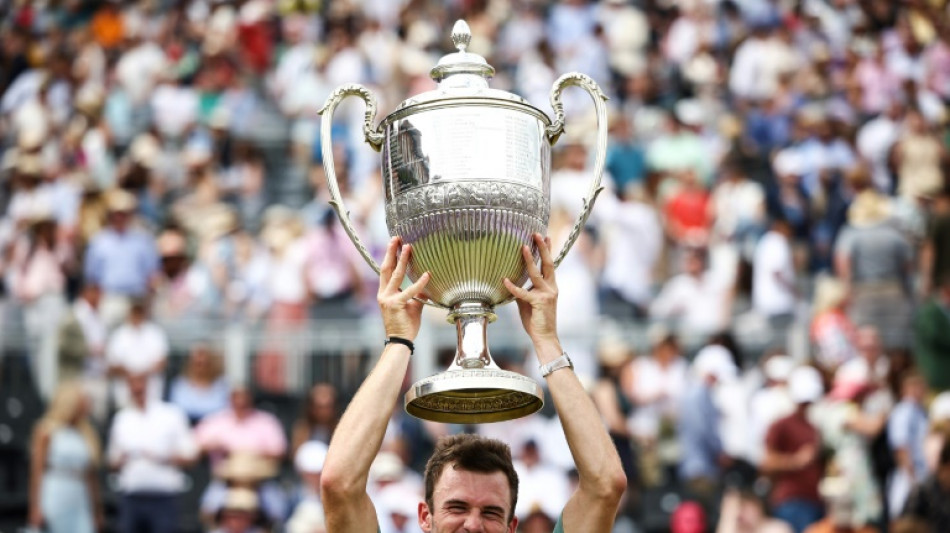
top-left (452, 20), bottom-right (471, 52)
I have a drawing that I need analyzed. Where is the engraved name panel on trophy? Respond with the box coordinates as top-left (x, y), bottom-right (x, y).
top-left (385, 106), bottom-right (545, 196)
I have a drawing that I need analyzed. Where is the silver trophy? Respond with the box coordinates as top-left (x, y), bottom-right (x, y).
top-left (320, 20), bottom-right (607, 423)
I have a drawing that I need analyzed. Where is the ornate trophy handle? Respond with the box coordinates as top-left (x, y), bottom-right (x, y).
top-left (545, 73), bottom-right (608, 268)
top-left (319, 84), bottom-right (385, 275)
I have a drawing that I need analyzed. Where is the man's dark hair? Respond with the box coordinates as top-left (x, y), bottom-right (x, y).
top-left (424, 434), bottom-right (519, 520)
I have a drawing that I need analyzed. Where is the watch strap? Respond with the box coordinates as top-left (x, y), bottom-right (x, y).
top-left (539, 353), bottom-right (573, 377)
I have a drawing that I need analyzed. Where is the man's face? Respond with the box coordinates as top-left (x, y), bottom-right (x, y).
top-left (419, 467), bottom-right (517, 533)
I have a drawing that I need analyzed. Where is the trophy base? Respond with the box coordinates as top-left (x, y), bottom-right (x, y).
top-left (405, 368), bottom-right (543, 424)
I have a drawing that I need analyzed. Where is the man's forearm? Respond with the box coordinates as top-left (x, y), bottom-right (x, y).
top-left (322, 343), bottom-right (411, 494)
top-left (539, 339), bottom-right (626, 526)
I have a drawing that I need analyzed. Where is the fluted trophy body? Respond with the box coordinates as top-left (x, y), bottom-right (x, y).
top-left (319, 20), bottom-right (608, 423)
top-left (382, 104), bottom-right (551, 309)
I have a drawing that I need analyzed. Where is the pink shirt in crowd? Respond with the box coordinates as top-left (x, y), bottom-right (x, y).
top-left (194, 409), bottom-right (287, 463)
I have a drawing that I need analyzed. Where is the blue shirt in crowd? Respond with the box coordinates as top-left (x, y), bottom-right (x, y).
top-left (677, 383), bottom-right (722, 481)
top-left (888, 399), bottom-right (930, 480)
top-left (84, 227), bottom-right (159, 296)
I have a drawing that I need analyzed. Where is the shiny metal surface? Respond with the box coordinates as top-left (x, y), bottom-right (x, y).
top-left (381, 104), bottom-right (550, 308)
top-left (405, 368), bottom-right (544, 424)
top-left (319, 19), bottom-right (608, 423)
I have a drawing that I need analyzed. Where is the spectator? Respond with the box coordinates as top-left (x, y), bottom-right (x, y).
top-left (83, 189), bottom-right (159, 326)
top-left (169, 343), bottom-right (230, 424)
top-left (209, 487), bottom-right (267, 533)
top-left (302, 212), bottom-right (366, 320)
top-left (8, 212), bottom-right (70, 398)
top-left (599, 184), bottom-right (663, 321)
top-left (604, 115), bottom-right (647, 193)
top-left (901, 442), bottom-right (950, 530)
top-left (152, 228), bottom-right (216, 324)
top-left (107, 373), bottom-right (198, 533)
top-left (513, 439), bottom-right (571, 522)
top-left (194, 384), bottom-right (287, 463)
top-left (709, 162), bottom-right (767, 259)
top-left (28, 381), bottom-right (103, 533)
top-left (201, 452), bottom-right (288, 527)
top-left (106, 298), bottom-right (169, 409)
top-left (810, 276), bottom-right (859, 372)
top-left (651, 246), bottom-right (731, 336)
top-left (627, 327), bottom-right (688, 486)
top-left (762, 366), bottom-right (826, 533)
top-left (663, 169), bottom-right (712, 245)
top-left (812, 364), bottom-right (886, 528)
top-left (887, 372), bottom-right (931, 518)
top-left (834, 190), bottom-right (913, 351)
top-left (291, 382), bottom-right (340, 454)
top-left (752, 217), bottom-right (798, 338)
top-left (892, 109), bottom-right (946, 203)
top-left (255, 207), bottom-right (308, 391)
top-left (748, 354), bottom-right (796, 466)
top-left (912, 274), bottom-right (950, 392)
top-left (920, 191), bottom-right (950, 298)
top-left (804, 476), bottom-right (879, 533)
top-left (288, 440), bottom-right (328, 522)
top-left (717, 488), bottom-right (794, 533)
top-left (678, 345), bottom-right (737, 496)
top-left (57, 283), bottom-right (106, 385)
top-left (591, 337), bottom-right (638, 494)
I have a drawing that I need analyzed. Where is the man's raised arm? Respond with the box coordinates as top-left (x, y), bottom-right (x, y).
top-left (320, 238), bottom-right (429, 533)
top-left (504, 234), bottom-right (627, 532)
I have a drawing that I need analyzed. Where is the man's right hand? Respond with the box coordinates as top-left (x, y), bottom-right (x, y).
top-left (378, 237), bottom-right (429, 341)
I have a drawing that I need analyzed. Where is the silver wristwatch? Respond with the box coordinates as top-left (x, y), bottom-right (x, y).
top-left (539, 353), bottom-right (574, 378)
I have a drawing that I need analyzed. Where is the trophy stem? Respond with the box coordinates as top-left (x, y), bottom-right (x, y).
top-left (450, 302), bottom-right (496, 369)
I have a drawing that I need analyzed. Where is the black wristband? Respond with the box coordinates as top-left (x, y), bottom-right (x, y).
top-left (384, 336), bottom-right (415, 354)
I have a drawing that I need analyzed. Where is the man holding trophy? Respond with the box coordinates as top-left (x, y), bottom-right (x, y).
top-left (320, 234), bottom-right (626, 532)
top-left (317, 20), bottom-right (625, 532)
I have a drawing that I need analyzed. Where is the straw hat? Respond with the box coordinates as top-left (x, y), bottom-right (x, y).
top-left (847, 190), bottom-right (892, 227)
top-left (598, 337), bottom-right (634, 367)
top-left (199, 204), bottom-right (240, 240)
top-left (222, 487), bottom-right (260, 513)
top-left (104, 189), bottom-right (138, 213)
top-left (15, 153), bottom-right (44, 177)
top-left (214, 452), bottom-right (278, 482)
top-left (812, 275), bottom-right (848, 314)
top-left (931, 392), bottom-right (950, 422)
top-left (129, 134), bottom-right (161, 169)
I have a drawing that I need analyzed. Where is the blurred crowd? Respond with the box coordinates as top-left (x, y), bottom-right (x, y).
top-left (2, 0), bottom-right (950, 532)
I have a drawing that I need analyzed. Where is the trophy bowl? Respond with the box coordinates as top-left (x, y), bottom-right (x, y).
top-left (320, 20), bottom-right (607, 423)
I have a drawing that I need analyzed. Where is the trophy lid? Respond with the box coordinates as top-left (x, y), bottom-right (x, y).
top-left (430, 20), bottom-right (495, 87)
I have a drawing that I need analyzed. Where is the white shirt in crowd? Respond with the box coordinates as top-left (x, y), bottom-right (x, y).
top-left (752, 230), bottom-right (796, 317)
top-left (108, 401), bottom-right (197, 493)
top-left (73, 298), bottom-right (108, 372)
top-left (267, 241), bottom-right (309, 305)
top-left (710, 179), bottom-right (765, 240)
top-left (856, 114), bottom-right (900, 191)
top-left (600, 196), bottom-right (663, 307)
top-left (650, 272), bottom-right (730, 335)
top-left (107, 321), bottom-right (169, 407)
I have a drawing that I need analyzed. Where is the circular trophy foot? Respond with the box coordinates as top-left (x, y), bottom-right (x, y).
top-left (405, 368), bottom-right (544, 424)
